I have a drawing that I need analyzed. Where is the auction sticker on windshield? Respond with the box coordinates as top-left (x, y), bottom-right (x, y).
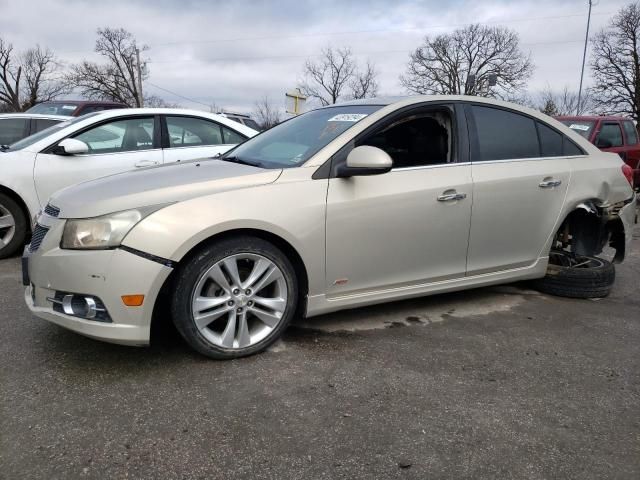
top-left (569, 124), bottom-right (590, 131)
top-left (328, 114), bottom-right (368, 122)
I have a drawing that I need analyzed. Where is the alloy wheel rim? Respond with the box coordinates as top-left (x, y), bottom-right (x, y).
top-left (0, 204), bottom-right (15, 247)
top-left (549, 250), bottom-right (605, 269)
top-left (191, 253), bottom-right (288, 349)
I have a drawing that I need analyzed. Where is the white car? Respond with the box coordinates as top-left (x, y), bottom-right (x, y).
top-left (0, 108), bottom-right (257, 258)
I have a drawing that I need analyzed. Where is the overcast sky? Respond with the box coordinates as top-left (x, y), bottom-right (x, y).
top-left (0, 0), bottom-right (630, 114)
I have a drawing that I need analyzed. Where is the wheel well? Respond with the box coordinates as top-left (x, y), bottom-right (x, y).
top-left (0, 185), bottom-right (31, 235)
top-left (554, 203), bottom-right (626, 263)
top-left (149, 228), bottom-right (310, 342)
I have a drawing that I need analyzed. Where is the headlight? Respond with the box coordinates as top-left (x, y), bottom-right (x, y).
top-left (61, 207), bottom-right (160, 250)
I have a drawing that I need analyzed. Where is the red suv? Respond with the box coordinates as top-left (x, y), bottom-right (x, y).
top-left (555, 115), bottom-right (640, 189)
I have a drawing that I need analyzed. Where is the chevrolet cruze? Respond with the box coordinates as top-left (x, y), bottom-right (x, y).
top-left (23, 96), bottom-right (637, 359)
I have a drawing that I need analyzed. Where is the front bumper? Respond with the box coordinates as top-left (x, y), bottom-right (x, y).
top-left (24, 226), bottom-right (173, 346)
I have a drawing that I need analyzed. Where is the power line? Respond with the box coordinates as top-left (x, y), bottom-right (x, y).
top-left (145, 81), bottom-right (212, 107)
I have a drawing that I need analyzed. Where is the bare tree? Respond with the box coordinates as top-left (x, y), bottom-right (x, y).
top-left (0, 38), bottom-right (68, 111)
top-left (590, 2), bottom-right (640, 122)
top-left (253, 95), bottom-right (282, 129)
top-left (400, 24), bottom-right (533, 99)
top-left (0, 38), bottom-right (21, 111)
top-left (144, 95), bottom-right (180, 108)
top-left (299, 46), bottom-right (378, 106)
top-left (68, 28), bottom-right (146, 107)
top-left (21, 46), bottom-right (69, 109)
top-left (349, 61), bottom-right (379, 100)
top-left (536, 86), bottom-right (592, 116)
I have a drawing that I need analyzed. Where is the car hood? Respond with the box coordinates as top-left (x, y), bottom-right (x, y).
top-left (50, 159), bottom-right (282, 218)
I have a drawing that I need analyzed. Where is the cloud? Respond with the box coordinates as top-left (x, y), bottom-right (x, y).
top-left (0, 0), bottom-right (630, 113)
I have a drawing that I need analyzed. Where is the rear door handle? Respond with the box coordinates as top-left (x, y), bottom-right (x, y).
top-left (437, 191), bottom-right (467, 202)
top-left (134, 160), bottom-right (159, 168)
top-left (539, 179), bottom-right (562, 188)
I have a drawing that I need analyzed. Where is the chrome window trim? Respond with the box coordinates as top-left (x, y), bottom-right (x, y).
top-left (162, 144), bottom-right (228, 151)
top-left (469, 155), bottom-right (587, 165)
top-left (392, 162), bottom-right (470, 172)
top-left (68, 148), bottom-right (162, 157)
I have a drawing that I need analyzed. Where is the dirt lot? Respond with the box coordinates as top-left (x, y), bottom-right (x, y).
top-left (1, 226), bottom-right (639, 479)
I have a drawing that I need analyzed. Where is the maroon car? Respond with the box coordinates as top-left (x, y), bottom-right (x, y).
top-left (556, 115), bottom-right (640, 189)
top-left (25, 100), bottom-right (128, 117)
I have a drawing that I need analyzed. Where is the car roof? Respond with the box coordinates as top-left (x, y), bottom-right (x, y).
top-left (84, 108), bottom-right (259, 136)
top-left (0, 113), bottom-right (68, 120)
top-left (328, 95), bottom-right (561, 120)
top-left (36, 100), bottom-right (126, 106)
top-left (555, 115), bottom-right (632, 122)
top-left (330, 95), bottom-right (617, 131)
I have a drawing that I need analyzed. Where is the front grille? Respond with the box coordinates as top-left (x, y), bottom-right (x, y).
top-left (44, 203), bottom-right (60, 217)
top-left (29, 224), bottom-right (49, 252)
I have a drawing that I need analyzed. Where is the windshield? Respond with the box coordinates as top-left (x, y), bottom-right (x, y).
top-left (26, 103), bottom-right (79, 116)
top-left (560, 120), bottom-right (595, 138)
top-left (223, 105), bottom-right (382, 168)
top-left (6, 113), bottom-right (102, 151)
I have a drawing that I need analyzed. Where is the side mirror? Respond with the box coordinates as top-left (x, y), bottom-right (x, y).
top-left (596, 137), bottom-right (613, 149)
top-left (336, 146), bottom-right (393, 178)
top-left (54, 138), bottom-right (89, 155)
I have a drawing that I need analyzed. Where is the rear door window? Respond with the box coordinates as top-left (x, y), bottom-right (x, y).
top-left (34, 118), bottom-right (62, 133)
top-left (0, 118), bottom-right (29, 145)
top-left (222, 126), bottom-right (246, 144)
top-left (537, 122), bottom-right (563, 157)
top-left (471, 106), bottom-right (540, 160)
top-left (166, 116), bottom-right (223, 147)
top-left (622, 121), bottom-right (639, 145)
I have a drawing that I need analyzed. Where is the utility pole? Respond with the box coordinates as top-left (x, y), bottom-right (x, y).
top-left (577, 0), bottom-right (593, 115)
top-left (135, 47), bottom-right (144, 107)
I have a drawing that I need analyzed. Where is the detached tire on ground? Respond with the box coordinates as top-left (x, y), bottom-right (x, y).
top-left (533, 252), bottom-right (615, 299)
top-left (171, 236), bottom-right (298, 360)
top-left (0, 193), bottom-right (28, 260)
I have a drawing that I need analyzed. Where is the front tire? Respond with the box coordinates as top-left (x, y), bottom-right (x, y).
top-left (171, 236), bottom-right (298, 359)
top-left (0, 193), bottom-right (28, 260)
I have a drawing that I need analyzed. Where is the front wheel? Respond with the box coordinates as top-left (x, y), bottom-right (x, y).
top-left (532, 251), bottom-right (615, 299)
top-left (171, 236), bottom-right (298, 359)
top-left (0, 193), bottom-right (28, 259)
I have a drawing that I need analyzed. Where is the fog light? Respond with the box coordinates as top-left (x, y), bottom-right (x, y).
top-left (121, 295), bottom-right (144, 307)
top-left (47, 292), bottom-right (111, 322)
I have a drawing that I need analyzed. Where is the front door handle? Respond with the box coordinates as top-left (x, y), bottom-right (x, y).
top-left (134, 160), bottom-right (159, 168)
top-left (437, 191), bottom-right (467, 202)
top-left (539, 178), bottom-right (562, 188)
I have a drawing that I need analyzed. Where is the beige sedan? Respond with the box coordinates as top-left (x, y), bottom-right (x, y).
top-left (23, 96), bottom-right (637, 359)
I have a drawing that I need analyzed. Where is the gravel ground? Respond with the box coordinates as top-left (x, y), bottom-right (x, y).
top-left (1, 225), bottom-right (638, 479)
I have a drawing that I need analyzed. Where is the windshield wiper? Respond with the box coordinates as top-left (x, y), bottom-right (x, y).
top-left (218, 155), bottom-right (264, 168)
top-left (0, 145), bottom-right (9, 152)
